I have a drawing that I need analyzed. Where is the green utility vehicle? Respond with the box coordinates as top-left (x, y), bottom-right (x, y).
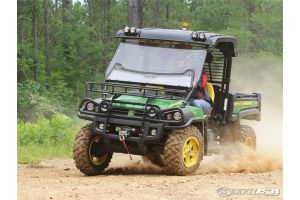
top-left (73, 27), bottom-right (261, 175)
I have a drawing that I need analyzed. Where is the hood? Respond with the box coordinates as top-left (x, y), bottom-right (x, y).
top-left (112, 95), bottom-right (184, 110)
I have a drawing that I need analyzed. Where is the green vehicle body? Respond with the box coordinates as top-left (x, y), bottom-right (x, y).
top-left (112, 95), bottom-right (204, 118)
top-left (111, 95), bottom-right (259, 118)
top-left (74, 27), bottom-right (261, 176)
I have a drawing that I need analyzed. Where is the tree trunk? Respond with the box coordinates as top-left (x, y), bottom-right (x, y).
top-left (128, 0), bottom-right (144, 27)
top-left (154, 0), bottom-right (160, 27)
top-left (44, 0), bottom-right (50, 88)
top-left (55, 0), bottom-right (59, 10)
top-left (87, 0), bottom-right (95, 76)
top-left (166, 2), bottom-right (169, 22)
top-left (101, 0), bottom-right (109, 69)
top-left (62, 0), bottom-right (71, 61)
top-left (32, 0), bottom-right (39, 82)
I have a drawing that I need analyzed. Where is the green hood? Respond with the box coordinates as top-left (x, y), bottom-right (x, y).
top-left (112, 95), bottom-right (184, 110)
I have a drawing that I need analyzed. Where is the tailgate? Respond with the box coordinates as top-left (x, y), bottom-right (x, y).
top-left (228, 93), bottom-right (261, 121)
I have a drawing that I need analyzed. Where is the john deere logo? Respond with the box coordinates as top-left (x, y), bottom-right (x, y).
top-left (128, 110), bottom-right (135, 117)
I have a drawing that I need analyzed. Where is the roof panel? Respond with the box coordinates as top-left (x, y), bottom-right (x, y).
top-left (116, 28), bottom-right (237, 56)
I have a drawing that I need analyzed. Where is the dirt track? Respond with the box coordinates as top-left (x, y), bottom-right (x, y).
top-left (18, 152), bottom-right (282, 200)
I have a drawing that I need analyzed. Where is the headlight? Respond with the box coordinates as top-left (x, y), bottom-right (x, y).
top-left (163, 110), bottom-right (183, 121)
top-left (173, 112), bottom-right (182, 121)
top-left (100, 101), bottom-right (110, 112)
top-left (86, 102), bottom-right (95, 111)
top-left (130, 27), bottom-right (136, 34)
top-left (192, 31), bottom-right (198, 39)
top-left (166, 113), bottom-right (173, 120)
top-left (124, 26), bottom-right (130, 33)
top-left (98, 123), bottom-right (104, 130)
top-left (147, 106), bottom-right (158, 117)
top-left (199, 32), bottom-right (206, 41)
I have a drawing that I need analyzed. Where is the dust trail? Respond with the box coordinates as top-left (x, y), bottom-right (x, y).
top-left (197, 144), bottom-right (282, 174)
top-left (104, 162), bottom-right (163, 175)
top-left (197, 54), bottom-right (283, 174)
top-left (105, 155), bottom-right (164, 175)
top-left (107, 145), bottom-right (282, 175)
top-left (231, 54), bottom-right (283, 154)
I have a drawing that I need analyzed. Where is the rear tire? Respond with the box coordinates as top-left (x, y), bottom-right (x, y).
top-left (222, 122), bottom-right (256, 151)
top-left (163, 126), bottom-right (203, 175)
top-left (239, 125), bottom-right (256, 150)
top-left (73, 124), bottom-right (112, 176)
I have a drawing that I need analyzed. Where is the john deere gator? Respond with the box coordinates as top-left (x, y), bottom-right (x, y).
top-left (73, 26), bottom-right (261, 175)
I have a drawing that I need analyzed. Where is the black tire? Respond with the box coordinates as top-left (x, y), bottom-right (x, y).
top-left (142, 154), bottom-right (165, 167)
top-left (163, 126), bottom-right (204, 175)
top-left (222, 121), bottom-right (241, 143)
top-left (73, 124), bottom-right (112, 176)
top-left (239, 125), bottom-right (256, 150)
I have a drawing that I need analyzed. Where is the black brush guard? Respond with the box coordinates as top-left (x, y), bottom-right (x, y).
top-left (80, 81), bottom-right (190, 144)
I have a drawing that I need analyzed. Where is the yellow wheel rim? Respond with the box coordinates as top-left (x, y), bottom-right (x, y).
top-left (89, 136), bottom-right (108, 166)
top-left (245, 137), bottom-right (254, 149)
top-left (182, 136), bottom-right (199, 168)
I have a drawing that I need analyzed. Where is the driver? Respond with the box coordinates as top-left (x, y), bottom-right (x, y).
top-left (189, 71), bottom-right (212, 114)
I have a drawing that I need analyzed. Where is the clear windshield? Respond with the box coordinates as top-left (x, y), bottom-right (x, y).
top-left (105, 40), bottom-right (207, 88)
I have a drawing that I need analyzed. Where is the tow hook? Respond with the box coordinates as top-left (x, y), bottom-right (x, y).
top-left (119, 133), bottom-right (132, 160)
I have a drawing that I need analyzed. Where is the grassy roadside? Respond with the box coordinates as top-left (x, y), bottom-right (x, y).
top-left (18, 144), bottom-right (73, 164)
top-left (17, 114), bottom-right (85, 164)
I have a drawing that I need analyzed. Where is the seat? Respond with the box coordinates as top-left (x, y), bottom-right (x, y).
top-left (207, 82), bottom-right (215, 103)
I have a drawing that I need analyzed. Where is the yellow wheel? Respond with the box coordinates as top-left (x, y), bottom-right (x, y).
top-left (182, 137), bottom-right (199, 168)
top-left (244, 137), bottom-right (254, 149)
top-left (89, 136), bottom-right (108, 166)
top-left (239, 125), bottom-right (256, 151)
top-left (163, 126), bottom-right (203, 175)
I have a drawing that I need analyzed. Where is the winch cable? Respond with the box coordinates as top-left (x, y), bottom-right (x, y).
top-left (119, 135), bottom-right (133, 160)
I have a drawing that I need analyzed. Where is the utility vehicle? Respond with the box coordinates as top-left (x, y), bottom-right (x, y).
top-left (73, 26), bottom-right (261, 175)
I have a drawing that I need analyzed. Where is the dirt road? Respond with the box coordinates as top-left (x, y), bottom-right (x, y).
top-left (18, 151), bottom-right (282, 200)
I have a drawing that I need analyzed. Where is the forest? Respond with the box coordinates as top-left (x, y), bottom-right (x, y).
top-left (17, 0), bottom-right (282, 163)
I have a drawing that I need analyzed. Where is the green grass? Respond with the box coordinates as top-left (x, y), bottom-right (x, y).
top-left (17, 144), bottom-right (73, 164)
top-left (17, 114), bottom-right (85, 164)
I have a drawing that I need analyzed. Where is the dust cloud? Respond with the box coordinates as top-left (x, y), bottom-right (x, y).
top-left (197, 54), bottom-right (283, 174)
top-left (196, 143), bottom-right (282, 174)
top-left (231, 54), bottom-right (283, 154)
top-left (105, 156), bottom-right (164, 175)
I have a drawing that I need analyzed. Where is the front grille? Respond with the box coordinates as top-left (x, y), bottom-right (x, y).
top-left (111, 107), bottom-right (145, 117)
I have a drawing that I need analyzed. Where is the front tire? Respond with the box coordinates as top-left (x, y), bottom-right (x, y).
top-left (73, 124), bottom-right (112, 176)
top-left (163, 126), bottom-right (204, 175)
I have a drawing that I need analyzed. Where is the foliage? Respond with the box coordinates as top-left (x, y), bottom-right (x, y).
top-left (17, 1), bottom-right (282, 110)
top-left (17, 0), bottom-right (283, 90)
top-left (17, 81), bottom-right (76, 121)
top-left (17, 114), bottom-right (84, 163)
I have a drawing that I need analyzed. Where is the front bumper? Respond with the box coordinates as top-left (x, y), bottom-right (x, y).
top-left (92, 116), bottom-right (164, 143)
top-left (77, 111), bottom-right (202, 143)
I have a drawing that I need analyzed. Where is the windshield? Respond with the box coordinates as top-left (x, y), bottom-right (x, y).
top-left (105, 40), bottom-right (207, 88)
